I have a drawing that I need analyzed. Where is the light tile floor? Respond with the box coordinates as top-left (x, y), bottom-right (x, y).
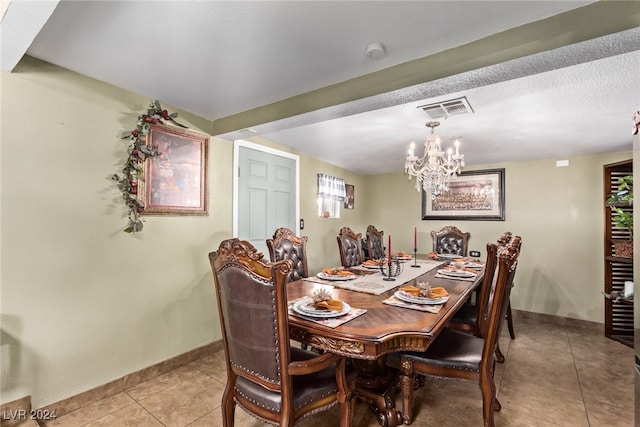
top-left (41, 317), bottom-right (634, 426)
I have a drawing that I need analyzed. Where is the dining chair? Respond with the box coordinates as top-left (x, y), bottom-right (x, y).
top-left (395, 243), bottom-right (520, 427)
top-left (336, 227), bottom-right (364, 268)
top-left (447, 234), bottom-right (522, 362)
top-left (430, 225), bottom-right (470, 256)
top-left (209, 238), bottom-right (356, 426)
top-left (447, 242), bottom-right (499, 336)
top-left (497, 232), bottom-right (518, 341)
top-left (361, 237), bottom-right (370, 260)
top-left (365, 225), bottom-right (385, 260)
top-left (266, 227), bottom-right (309, 281)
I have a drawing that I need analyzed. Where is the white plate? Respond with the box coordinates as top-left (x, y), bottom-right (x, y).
top-left (437, 269), bottom-right (476, 279)
top-left (362, 263), bottom-right (382, 269)
top-left (292, 300), bottom-right (351, 318)
top-left (394, 290), bottom-right (449, 305)
top-left (437, 253), bottom-right (464, 260)
top-left (394, 255), bottom-right (412, 260)
top-left (465, 262), bottom-right (484, 269)
top-left (317, 271), bottom-right (358, 281)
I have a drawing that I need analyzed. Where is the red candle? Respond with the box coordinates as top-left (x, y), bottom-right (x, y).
top-left (388, 234), bottom-right (392, 262)
top-left (414, 227), bottom-right (417, 251)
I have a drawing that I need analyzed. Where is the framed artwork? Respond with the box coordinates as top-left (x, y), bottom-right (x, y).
top-left (344, 184), bottom-right (355, 209)
top-left (422, 168), bottom-right (505, 221)
top-left (141, 124), bottom-right (209, 215)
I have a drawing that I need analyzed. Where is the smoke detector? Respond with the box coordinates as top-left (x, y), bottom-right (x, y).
top-left (365, 43), bottom-right (385, 60)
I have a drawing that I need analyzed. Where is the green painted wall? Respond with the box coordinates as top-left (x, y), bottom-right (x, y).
top-left (365, 154), bottom-right (631, 323)
top-left (0, 56), bottom-right (367, 408)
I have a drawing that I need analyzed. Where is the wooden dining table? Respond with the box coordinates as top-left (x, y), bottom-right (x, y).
top-left (287, 262), bottom-right (483, 427)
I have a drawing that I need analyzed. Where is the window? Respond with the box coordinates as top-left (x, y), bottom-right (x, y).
top-left (317, 174), bottom-right (346, 218)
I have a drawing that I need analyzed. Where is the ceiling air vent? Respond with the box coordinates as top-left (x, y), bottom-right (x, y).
top-left (418, 97), bottom-right (474, 120)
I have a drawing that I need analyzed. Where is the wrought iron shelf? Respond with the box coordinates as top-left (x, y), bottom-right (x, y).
top-left (603, 160), bottom-right (633, 349)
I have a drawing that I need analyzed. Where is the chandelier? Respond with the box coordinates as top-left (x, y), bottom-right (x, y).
top-left (404, 121), bottom-right (465, 196)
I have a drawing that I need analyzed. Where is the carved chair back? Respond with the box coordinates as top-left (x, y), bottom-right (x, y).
top-left (366, 225), bottom-right (385, 260)
top-left (266, 227), bottom-right (309, 281)
top-left (336, 227), bottom-right (364, 267)
top-left (431, 225), bottom-right (470, 256)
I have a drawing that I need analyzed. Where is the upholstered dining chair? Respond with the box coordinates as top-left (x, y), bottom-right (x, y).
top-left (395, 243), bottom-right (520, 427)
top-left (365, 225), bottom-right (385, 260)
top-left (447, 234), bottom-right (522, 363)
top-left (209, 238), bottom-right (356, 426)
top-left (336, 227), bottom-right (364, 268)
top-left (266, 227), bottom-right (309, 282)
top-left (447, 242), bottom-right (499, 336)
top-left (431, 225), bottom-right (470, 256)
top-left (497, 232), bottom-right (519, 341)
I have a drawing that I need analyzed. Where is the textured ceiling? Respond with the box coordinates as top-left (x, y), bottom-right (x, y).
top-left (256, 37), bottom-right (640, 173)
top-left (3, 1), bottom-right (639, 174)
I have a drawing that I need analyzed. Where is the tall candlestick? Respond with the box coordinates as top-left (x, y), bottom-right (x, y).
top-left (388, 234), bottom-right (391, 262)
top-left (412, 226), bottom-right (421, 268)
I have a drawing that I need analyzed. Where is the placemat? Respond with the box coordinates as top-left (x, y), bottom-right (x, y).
top-left (382, 295), bottom-right (445, 313)
top-left (288, 297), bottom-right (367, 328)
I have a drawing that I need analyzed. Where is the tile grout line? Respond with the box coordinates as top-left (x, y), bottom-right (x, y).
top-left (121, 358), bottom-right (226, 427)
top-left (123, 388), bottom-right (170, 427)
top-left (183, 408), bottom-right (218, 427)
top-left (567, 331), bottom-right (591, 427)
top-left (133, 396), bottom-right (168, 427)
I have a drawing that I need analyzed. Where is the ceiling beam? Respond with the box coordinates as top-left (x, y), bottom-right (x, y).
top-left (211, 1), bottom-right (640, 136)
top-left (0, 0), bottom-right (60, 72)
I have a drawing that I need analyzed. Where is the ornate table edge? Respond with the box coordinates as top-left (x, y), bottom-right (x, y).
top-left (289, 328), bottom-right (434, 360)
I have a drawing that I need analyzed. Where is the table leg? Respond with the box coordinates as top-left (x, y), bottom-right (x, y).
top-left (352, 357), bottom-right (404, 427)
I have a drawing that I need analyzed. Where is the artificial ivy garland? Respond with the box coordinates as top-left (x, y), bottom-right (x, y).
top-left (112, 100), bottom-right (185, 233)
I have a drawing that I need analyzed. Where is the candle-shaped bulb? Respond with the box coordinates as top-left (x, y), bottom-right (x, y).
top-left (454, 139), bottom-right (460, 155)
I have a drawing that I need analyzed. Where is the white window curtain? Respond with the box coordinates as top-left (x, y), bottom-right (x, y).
top-left (317, 174), bottom-right (346, 218)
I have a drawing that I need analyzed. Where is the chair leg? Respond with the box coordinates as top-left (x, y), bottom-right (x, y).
top-left (479, 370), bottom-right (497, 427)
top-left (222, 382), bottom-right (236, 427)
top-left (495, 343), bottom-right (505, 363)
top-left (399, 360), bottom-right (415, 425)
top-left (506, 301), bottom-right (515, 339)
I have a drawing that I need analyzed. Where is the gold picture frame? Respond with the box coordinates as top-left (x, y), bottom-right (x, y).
top-left (141, 124), bottom-right (209, 215)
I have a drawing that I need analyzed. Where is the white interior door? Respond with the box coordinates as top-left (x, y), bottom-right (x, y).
top-left (233, 140), bottom-right (299, 256)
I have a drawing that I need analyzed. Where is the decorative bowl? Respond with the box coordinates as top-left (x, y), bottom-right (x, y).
top-left (379, 259), bottom-right (403, 279)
